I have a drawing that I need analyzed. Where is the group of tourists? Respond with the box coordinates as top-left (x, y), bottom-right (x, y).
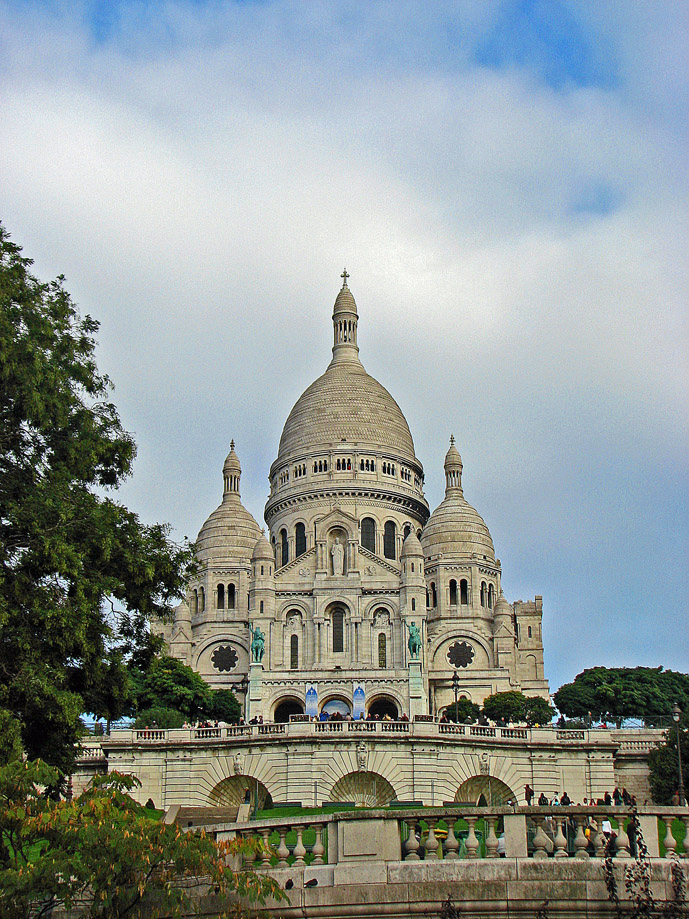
top-left (524, 783), bottom-right (637, 807)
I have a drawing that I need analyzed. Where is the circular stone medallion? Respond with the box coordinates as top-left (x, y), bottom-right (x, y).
top-left (447, 641), bottom-right (475, 669)
top-left (211, 645), bottom-right (239, 672)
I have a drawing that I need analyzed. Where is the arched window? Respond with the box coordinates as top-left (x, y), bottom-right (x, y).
top-left (332, 608), bottom-right (344, 653)
top-left (260, 600), bottom-right (264, 614)
top-left (528, 626), bottom-right (532, 639)
top-left (295, 522), bottom-right (306, 557)
top-left (431, 582), bottom-right (437, 608)
top-left (411, 598), bottom-right (416, 611)
top-left (192, 589), bottom-right (198, 615)
top-left (480, 582), bottom-right (486, 607)
top-left (488, 584), bottom-right (494, 609)
top-left (383, 521), bottom-right (396, 559)
top-left (227, 583), bottom-right (236, 610)
top-left (361, 517), bottom-right (376, 553)
top-left (378, 633), bottom-right (387, 668)
top-left (199, 586), bottom-right (205, 613)
top-left (426, 588), bottom-right (430, 607)
top-left (217, 583), bottom-right (225, 609)
top-left (290, 634), bottom-right (298, 670)
top-left (403, 524), bottom-right (411, 539)
top-left (460, 579), bottom-right (468, 605)
top-left (280, 529), bottom-right (288, 567)
top-left (449, 579), bottom-right (457, 606)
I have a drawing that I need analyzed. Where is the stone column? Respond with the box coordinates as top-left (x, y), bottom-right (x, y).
top-left (408, 660), bottom-right (427, 718)
top-left (247, 662), bottom-right (264, 723)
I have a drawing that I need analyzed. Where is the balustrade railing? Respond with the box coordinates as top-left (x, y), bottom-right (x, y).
top-left (104, 722), bottom-right (665, 750)
top-left (207, 805), bottom-right (688, 870)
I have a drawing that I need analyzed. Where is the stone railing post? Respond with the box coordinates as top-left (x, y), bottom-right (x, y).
top-left (504, 812), bottom-right (528, 859)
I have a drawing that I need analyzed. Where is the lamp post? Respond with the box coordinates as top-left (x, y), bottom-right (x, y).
top-left (672, 702), bottom-right (686, 806)
top-left (451, 670), bottom-right (460, 723)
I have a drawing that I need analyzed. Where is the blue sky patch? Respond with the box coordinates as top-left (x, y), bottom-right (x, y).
top-left (476, 0), bottom-right (617, 90)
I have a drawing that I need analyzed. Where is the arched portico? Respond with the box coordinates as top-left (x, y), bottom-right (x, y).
top-left (329, 771), bottom-right (397, 807)
top-left (455, 775), bottom-right (516, 806)
top-left (367, 694), bottom-right (400, 720)
top-left (209, 775), bottom-right (273, 810)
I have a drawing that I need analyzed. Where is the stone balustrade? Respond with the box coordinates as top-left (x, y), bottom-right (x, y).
top-left (91, 721), bottom-right (663, 752)
top-left (209, 805), bottom-right (689, 867)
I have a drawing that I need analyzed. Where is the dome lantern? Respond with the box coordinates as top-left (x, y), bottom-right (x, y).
top-left (444, 434), bottom-right (463, 495)
top-left (331, 269), bottom-right (359, 364)
top-left (223, 439), bottom-right (242, 500)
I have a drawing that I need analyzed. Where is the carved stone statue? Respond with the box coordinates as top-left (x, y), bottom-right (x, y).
top-left (331, 537), bottom-right (344, 576)
top-left (233, 752), bottom-right (243, 775)
top-left (407, 621), bottom-right (421, 660)
top-left (357, 740), bottom-right (368, 772)
top-left (249, 623), bottom-right (265, 663)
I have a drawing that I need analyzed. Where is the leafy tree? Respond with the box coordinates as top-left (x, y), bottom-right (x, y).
top-left (210, 689), bottom-right (242, 724)
top-left (444, 697), bottom-right (480, 723)
top-left (133, 656), bottom-right (212, 720)
top-left (553, 667), bottom-right (689, 726)
top-left (481, 691), bottom-right (528, 724)
top-left (524, 696), bottom-right (554, 726)
top-left (0, 224), bottom-right (194, 774)
top-left (0, 759), bottom-right (284, 919)
top-left (647, 712), bottom-right (689, 804)
top-left (133, 706), bottom-right (186, 730)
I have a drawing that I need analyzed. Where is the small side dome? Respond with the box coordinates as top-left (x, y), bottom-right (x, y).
top-left (421, 438), bottom-right (495, 563)
top-left (401, 529), bottom-right (424, 558)
top-left (196, 443), bottom-right (261, 566)
top-left (252, 531), bottom-right (274, 562)
top-left (494, 590), bottom-right (511, 617)
top-left (174, 598), bottom-right (191, 624)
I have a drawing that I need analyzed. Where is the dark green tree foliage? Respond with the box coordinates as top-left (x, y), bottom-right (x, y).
top-left (481, 691), bottom-right (554, 725)
top-left (134, 656), bottom-right (211, 719)
top-left (0, 759), bottom-right (283, 919)
top-left (553, 667), bottom-right (689, 726)
top-left (210, 689), bottom-right (242, 724)
top-left (647, 712), bottom-right (689, 804)
top-left (134, 706), bottom-right (186, 730)
top-left (0, 225), bottom-right (194, 773)
top-left (445, 697), bottom-right (480, 723)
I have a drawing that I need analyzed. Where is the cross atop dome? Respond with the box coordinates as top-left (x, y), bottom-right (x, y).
top-left (340, 268), bottom-right (350, 289)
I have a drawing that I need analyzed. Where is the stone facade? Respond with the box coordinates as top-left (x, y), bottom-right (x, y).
top-left (158, 277), bottom-right (549, 720)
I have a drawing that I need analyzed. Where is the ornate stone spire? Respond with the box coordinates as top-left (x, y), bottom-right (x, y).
top-left (222, 440), bottom-right (242, 500)
top-left (331, 271), bottom-right (360, 364)
top-left (444, 434), bottom-right (463, 495)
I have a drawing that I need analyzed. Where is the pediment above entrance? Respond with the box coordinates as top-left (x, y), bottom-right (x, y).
top-left (314, 507), bottom-right (359, 540)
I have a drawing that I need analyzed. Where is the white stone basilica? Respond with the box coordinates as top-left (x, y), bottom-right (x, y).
top-left (160, 276), bottom-right (549, 721)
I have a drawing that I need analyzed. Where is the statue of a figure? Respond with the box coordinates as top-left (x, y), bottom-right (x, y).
top-left (249, 623), bottom-right (265, 663)
top-left (331, 537), bottom-right (344, 576)
top-left (407, 621), bottom-right (421, 661)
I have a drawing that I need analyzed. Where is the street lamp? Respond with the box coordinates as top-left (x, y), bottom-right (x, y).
top-left (451, 670), bottom-right (460, 723)
top-left (672, 702), bottom-right (686, 806)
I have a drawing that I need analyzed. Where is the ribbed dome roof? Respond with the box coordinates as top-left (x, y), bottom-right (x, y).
top-left (277, 360), bottom-right (417, 464)
top-left (421, 493), bottom-right (495, 562)
top-left (196, 500), bottom-right (262, 565)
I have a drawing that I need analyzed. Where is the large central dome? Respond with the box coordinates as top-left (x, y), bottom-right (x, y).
top-left (277, 361), bottom-right (416, 464)
top-left (276, 280), bottom-right (417, 466)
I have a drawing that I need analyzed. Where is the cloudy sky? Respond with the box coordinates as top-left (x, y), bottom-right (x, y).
top-left (1, 0), bottom-right (687, 692)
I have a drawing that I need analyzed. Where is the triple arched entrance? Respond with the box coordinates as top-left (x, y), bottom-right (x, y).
top-left (272, 693), bottom-right (401, 722)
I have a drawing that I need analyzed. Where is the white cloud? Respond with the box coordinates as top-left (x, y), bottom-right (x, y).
top-left (0, 0), bottom-right (686, 687)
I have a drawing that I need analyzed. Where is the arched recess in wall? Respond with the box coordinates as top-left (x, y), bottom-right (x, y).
top-left (273, 697), bottom-right (304, 723)
top-left (295, 522), bottom-right (306, 557)
top-left (455, 775), bottom-right (516, 806)
top-left (367, 694), bottom-right (399, 719)
top-left (360, 517), bottom-right (376, 553)
top-left (208, 775), bottom-right (273, 810)
top-left (328, 771), bottom-right (397, 807)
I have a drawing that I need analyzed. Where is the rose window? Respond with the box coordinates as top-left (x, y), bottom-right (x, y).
top-left (447, 641), bottom-right (474, 669)
top-left (211, 645), bottom-right (238, 672)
